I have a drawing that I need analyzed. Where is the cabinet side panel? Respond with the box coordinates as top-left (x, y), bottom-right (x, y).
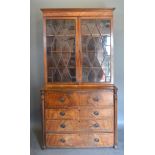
top-left (43, 17), bottom-right (48, 86)
top-left (41, 90), bottom-right (46, 149)
top-left (114, 87), bottom-right (118, 148)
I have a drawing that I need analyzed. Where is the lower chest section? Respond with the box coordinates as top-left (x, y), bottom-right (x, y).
top-left (42, 88), bottom-right (116, 148)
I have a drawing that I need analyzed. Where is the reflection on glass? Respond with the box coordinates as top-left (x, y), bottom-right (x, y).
top-left (46, 19), bottom-right (76, 82)
top-left (81, 19), bottom-right (111, 82)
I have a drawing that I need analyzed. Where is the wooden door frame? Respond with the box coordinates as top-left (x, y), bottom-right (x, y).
top-left (78, 17), bottom-right (114, 84)
top-left (42, 17), bottom-right (79, 86)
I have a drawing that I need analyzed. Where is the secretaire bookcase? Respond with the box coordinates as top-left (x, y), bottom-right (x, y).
top-left (40, 8), bottom-right (118, 149)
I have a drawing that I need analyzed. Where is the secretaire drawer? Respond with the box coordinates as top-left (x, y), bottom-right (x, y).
top-left (45, 91), bottom-right (79, 107)
top-left (79, 108), bottom-right (114, 119)
top-left (79, 90), bottom-right (113, 106)
top-left (45, 109), bottom-right (78, 120)
top-left (46, 133), bottom-right (114, 147)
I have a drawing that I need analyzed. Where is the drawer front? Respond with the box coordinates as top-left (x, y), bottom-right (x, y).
top-left (79, 108), bottom-right (113, 119)
top-left (45, 119), bottom-right (113, 132)
top-left (79, 119), bottom-right (113, 132)
top-left (80, 90), bottom-right (113, 106)
top-left (45, 92), bottom-right (79, 107)
top-left (46, 133), bottom-right (114, 147)
top-left (46, 120), bottom-right (79, 132)
top-left (45, 109), bottom-right (78, 120)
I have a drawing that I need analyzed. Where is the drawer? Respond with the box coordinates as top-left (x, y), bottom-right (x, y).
top-left (46, 120), bottom-right (79, 132)
top-left (79, 108), bottom-right (113, 119)
top-left (80, 90), bottom-right (113, 106)
top-left (46, 133), bottom-right (114, 147)
top-left (45, 109), bottom-right (78, 120)
top-left (45, 91), bottom-right (79, 107)
top-left (79, 119), bottom-right (113, 132)
top-left (45, 119), bottom-right (113, 132)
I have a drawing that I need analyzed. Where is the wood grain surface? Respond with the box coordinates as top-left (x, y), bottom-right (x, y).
top-left (46, 133), bottom-right (114, 147)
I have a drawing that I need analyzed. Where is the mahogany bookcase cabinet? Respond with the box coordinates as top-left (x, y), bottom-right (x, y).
top-left (40, 8), bottom-right (118, 149)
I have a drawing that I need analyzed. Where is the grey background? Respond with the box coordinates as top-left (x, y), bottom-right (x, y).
top-left (30, 0), bottom-right (124, 154)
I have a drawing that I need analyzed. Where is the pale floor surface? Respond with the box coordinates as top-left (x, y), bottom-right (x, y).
top-left (30, 122), bottom-right (124, 155)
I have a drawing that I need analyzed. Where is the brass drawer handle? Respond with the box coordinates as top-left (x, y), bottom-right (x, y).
top-left (93, 111), bottom-right (99, 116)
top-left (94, 138), bottom-right (99, 142)
top-left (60, 123), bottom-right (66, 128)
top-left (59, 138), bottom-right (65, 143)
top-left (93, 123), bottom-right (99, 128)
top-left (60, 111), bottom-right (65, 116)
top-left (93, 96), bottom-right (99, 102)
top-left (59, 97), bottom-right (65, 102)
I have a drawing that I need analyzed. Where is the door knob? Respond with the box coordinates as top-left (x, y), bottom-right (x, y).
top-left (60, 111), bottom-right (65, 116)
top-left (60, 123), bottom-right (66, 128)
top-left (59, 138), bottom-right (65, 143)
top-left (93, 111), bottom-right (99, 116)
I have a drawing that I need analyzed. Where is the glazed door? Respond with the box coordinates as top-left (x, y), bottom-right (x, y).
top-left (80, 18), bottom-right (113, 83)
top-left (45, 18), bottom-right (78, 83)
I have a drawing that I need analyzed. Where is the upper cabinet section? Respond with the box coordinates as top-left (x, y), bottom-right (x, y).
top-left (41, 9), bottom-right (114, 85)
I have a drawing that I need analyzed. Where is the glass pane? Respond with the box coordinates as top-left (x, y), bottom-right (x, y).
top-left (46, 19), bottom-right (76, 82)
top-left (81, 19), bottom-right (111, 82)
